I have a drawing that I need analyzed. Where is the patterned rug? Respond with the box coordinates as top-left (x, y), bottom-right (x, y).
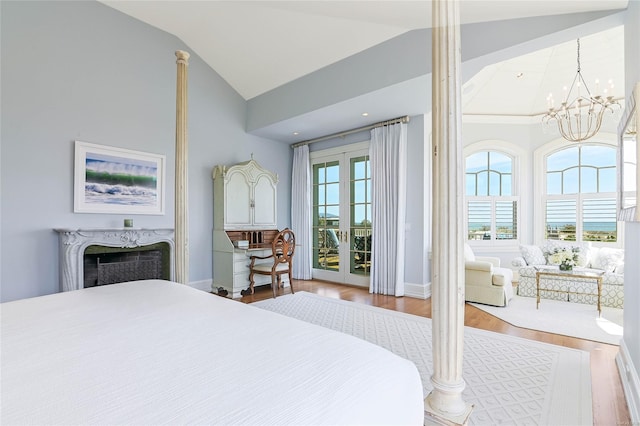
top-left (470, 295), bottom-right (623, 345)
top-left (253, 292), bottom-right (592, 425)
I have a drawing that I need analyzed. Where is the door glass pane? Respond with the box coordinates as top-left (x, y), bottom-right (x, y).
top-left (353, 160), bottom-right (366, 180)
top-left (326, 183), bottom-right (339, 204)
top-left (326, 164), bottom-right (339, 182)
top-left (350, 156), bottom-right (371, 276)
top-left (325, 205), bottom-right (340, 223)
top-left (317, 185), bottom-right (326, 204)
top-left (353, 204), bottom-right (366, 224)
top-left (354, 181), bottom-right (366, 203)
top-left (313, 161), bottom-right (340, 271)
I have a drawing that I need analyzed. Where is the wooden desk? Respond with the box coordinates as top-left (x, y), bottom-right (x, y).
top-left (213, 229), bottom-right (284, 298)
top-left (535, 269), bottom-right (604, 315)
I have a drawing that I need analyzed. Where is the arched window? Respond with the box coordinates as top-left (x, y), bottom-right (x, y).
top-left (544, 144), bottom-right (618, 243)
top-left (465, 151), bottom-right (518, 242)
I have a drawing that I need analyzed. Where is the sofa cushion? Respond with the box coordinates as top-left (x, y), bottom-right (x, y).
top-left (592, 247), bottom-right (624, 273)
top-left (519, 244), bottom-right (546, 265)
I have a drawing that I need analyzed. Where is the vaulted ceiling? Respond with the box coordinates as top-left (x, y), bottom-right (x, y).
top-left (100, 1), bottom-right (628, 142)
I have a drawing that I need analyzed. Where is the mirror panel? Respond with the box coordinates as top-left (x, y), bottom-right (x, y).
top-left (618, 82), bottom-right (639, 221)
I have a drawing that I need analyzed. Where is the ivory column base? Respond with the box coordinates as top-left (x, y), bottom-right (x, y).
top-left (424, 393), bottom-right (474, 426)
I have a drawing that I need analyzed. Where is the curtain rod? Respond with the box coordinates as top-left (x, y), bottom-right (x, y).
top-left (291, 115), bottom-right (410, 148)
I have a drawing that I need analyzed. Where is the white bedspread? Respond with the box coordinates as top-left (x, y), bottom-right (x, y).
top-left (1, 280), bottom-right (423, 425)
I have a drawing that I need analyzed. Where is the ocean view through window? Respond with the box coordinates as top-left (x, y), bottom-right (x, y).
top-left (465, 151), bottom-right (518, 242)
top-left (544, 145), bottom-right (618, 243)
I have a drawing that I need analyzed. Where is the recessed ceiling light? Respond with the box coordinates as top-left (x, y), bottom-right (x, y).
top-left (293, 132), bottom-right (299, 136)
top-left (362, 112), bottom-right (369, 117)
top-left (516, 72), bottom-right (524, 78)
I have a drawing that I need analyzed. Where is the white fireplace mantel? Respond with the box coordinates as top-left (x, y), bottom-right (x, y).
top-left (54, 228), bottom-right (175, 292)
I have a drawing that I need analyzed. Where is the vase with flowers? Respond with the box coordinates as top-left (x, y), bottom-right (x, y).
top-left (547, 247), bottom-right (580, 271)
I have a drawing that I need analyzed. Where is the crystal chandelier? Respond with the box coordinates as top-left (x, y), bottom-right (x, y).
top-left (542, 39), bottom-right (620, 142)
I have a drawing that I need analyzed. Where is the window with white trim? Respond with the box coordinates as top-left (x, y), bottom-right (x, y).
top-left (544, 144), bottom-right (618, 243)
top-left (465, 151), bottom-right (519, 242)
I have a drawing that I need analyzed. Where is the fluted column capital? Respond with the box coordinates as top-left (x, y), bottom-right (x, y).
top-left (175, 50), bottom-right (190, 65)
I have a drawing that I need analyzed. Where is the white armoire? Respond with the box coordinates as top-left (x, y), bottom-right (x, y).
top-left (212, 159), bottom-right (285, 298)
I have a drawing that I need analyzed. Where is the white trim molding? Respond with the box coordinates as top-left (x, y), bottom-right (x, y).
top-left (616, 340), bottom-right (640, 424)
top-left (404, 281), bottom-right (431, 299)
top-left (54, 228), bottom-right (175, 292)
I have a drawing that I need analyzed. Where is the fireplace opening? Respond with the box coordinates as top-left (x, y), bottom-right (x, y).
top-left (83, 243), bottom-right (171, 288)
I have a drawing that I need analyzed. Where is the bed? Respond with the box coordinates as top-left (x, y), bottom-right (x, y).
top-left (1, 280), bottom-right (423, 425)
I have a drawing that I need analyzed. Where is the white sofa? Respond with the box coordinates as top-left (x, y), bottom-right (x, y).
top-left (512, 241), bottom-right (624, 308)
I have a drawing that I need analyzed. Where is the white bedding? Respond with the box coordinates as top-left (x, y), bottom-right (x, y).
top-left (1, 280), bottom-right (423, 425)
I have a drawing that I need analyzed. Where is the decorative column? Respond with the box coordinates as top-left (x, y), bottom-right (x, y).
top-left (424, 0), bottom-right (473, 424)
top-left (175, 50), bottom-right (190, 284)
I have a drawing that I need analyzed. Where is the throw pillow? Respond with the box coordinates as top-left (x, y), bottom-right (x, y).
top-left (592, 247), bottom-right (624, 273)
top-left (519, 244), bottom-right (546, 265)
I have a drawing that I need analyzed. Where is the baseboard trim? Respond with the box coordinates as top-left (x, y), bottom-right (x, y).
top-left (404, 282), bottom-right (431, 299)
top-left (194, 278), bottom-right (433, 300)
top-left (188, 279), bottom-right (214, 293)
top-left (616, 340), bottom-right (640, 424)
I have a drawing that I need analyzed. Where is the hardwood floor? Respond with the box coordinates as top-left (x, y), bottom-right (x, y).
top-left (239, 279), bottom-right (631, 426)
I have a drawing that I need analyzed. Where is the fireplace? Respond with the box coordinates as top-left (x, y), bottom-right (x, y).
top-left (55, 228), bottom-right (174, 291)
top-left (83, 243), bottom-right (171, 288)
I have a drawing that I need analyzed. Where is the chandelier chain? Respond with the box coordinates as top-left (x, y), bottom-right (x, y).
top-left (576, 38), bottom-right (581, 73)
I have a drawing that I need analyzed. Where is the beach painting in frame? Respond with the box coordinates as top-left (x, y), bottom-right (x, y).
top-left (74, 141), bottom-right (166, 214)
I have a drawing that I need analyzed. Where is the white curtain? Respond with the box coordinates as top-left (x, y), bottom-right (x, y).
top-left (369, 122), bottom-right (407, 296)
top-left (291, 144), bottom-right (313, 279)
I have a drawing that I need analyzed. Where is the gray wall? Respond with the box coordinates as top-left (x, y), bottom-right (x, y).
top-left (0, 1), bottom-right (291, 302)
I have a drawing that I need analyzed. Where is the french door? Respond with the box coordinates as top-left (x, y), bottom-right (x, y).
top-left (311, 144), bottom-right (372, 287)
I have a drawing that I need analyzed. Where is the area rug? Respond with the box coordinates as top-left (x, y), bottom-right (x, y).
top-left (253, 292), bottom-right (592, 426)
top-left (470, 295), bottom-right (623, 345)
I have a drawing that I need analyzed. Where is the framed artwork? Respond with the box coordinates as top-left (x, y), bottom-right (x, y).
top-left (74, 141), bottom-right (166, 215)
